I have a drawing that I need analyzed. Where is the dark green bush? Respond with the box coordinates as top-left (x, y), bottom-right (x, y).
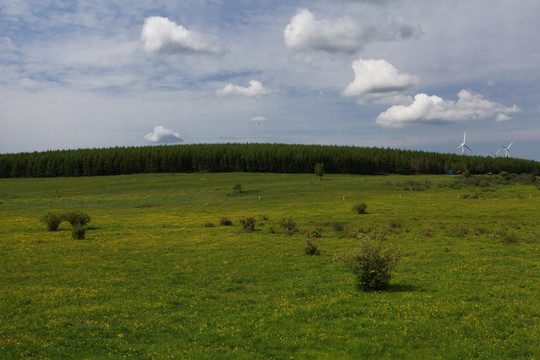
top-left (219, 217), bottom-right (233, 226)
top-left (331, 222), bottom-right (345, 232)
top-left (352, 202), bottom-right (368, 214)
top-left (305, 240), bottom-right (321, 256)
top-left (239, 216), bottom-right (256, 232)
top-left (63, 210), bottom-right (91, 227)
top-left (500, 171), bottom-right (511, 181)
top-left (71, 225), bottom-right (87, 240)
top-left (279, 217), bottom-right (297, 235)
top-left (336, 236), bottom-right (401, 291)
top-left (41, 212), bottom-right (63, 231)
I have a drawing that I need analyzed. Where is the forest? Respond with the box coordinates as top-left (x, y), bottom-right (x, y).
top-left (1, 143), bottom-right (539, 178)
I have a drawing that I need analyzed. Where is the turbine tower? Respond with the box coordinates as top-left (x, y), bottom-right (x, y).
top-left (457, 131), bottom-right (472, 155)
top-left (502, 142), bottom-right (513, 158)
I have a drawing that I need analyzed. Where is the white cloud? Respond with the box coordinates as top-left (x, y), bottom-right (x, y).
top-left (141, 16), bottom-right (224, 54)
top-left (495, 113), bottom-right (511, 122)
top-left (376, 90), bottom-right (520, 128)
top-left (1, 37), bottom-right (15, 52)
top-left (343, 57), bottom-right (418, 96)
top-left (20, 78), bottom-right (39, 92)
top-left (284, 9), bottom-right (422, 53)
top-left (217, 80), bottom-right (273, 98)
top-left (144, 125), bottom-right (183, 143)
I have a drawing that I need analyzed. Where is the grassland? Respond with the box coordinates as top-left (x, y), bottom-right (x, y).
top-left (0, 173), bottom-right (539, 359)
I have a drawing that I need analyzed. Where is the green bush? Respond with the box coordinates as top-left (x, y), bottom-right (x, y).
top-left (307, 230), bottom-right (321, 238)
top-left (279, 217), bottom-right (297, 235)
top-left (336, 236), bottom-right (401, 291)
top-left (71, 225), bottom-right (87, 240)
top-left (305, 240), bottom-right (321, 256)
top-left (352, 202), bottom-right (368, 214)
top-left (239, 216), bottom-right (256, 232)
top-left (314, 163), bottom-right (324, 179)
top-left (500, 171), bottom-right (511, 181)
top-left (331, 222), bottom-right (345, 232)
top-left (41, 212), bottom-right (63, 231)
top-left (63, 210), bottom-right (91, 227)
top-left (219, 217), bottom-right (233, 226)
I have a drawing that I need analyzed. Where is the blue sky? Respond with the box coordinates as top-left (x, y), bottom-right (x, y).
top-left (1, 0), bottom-right (539, 160)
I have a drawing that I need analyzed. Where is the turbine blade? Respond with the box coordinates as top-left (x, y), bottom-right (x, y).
top-left (508, 142), bottom-right (513, 149)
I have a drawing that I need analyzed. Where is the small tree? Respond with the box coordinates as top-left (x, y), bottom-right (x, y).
top-left (314, 163), bottom-right (324, 180)
top-left (305, 239), bottom-right (321, 256)
top-left (352, 202), bottom-right (368, 214)
top-left (336, 236), bottom-right (401, 291)
top-left (41, 212), bottom-right (62, 231)
top-left (63, 210), bottom-right (91, 227)
top-left (71, 225), bottom-right (87, 240)
top-left (279, 217), bottom-right (297, 235)
top-left (239, 216), bottom-right (256, 232)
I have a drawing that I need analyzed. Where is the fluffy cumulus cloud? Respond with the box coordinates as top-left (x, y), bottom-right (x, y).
top-left (144, 125), bottom-right (183, 143)
top-left (284, 9), bottom-right (422, 53)
top-left (343, 57), bottom-right (418, 96)
top-left (376, 90), bottom-right (520, 128)
top-left (141, 16), bottom-right (224, 54)
top-left (217, 80), bottom-right (272, 98)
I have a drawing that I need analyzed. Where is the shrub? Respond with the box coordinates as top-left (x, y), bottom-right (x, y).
top-left (227, 184), bottom-right (244, 197)
top-left (71, 225), bottom-right (87, 240)
top-left (219, 217), bottom-right (233, 226)
top-left (331, 222), bottom-right (345, 232)
top-left (307, 230), bottom-right (321, 238)
top-left (352, 202), bottom-right (368, 214)
top-left (500, 171), bottom-right (511, 181)
top-left (63, 210), bottom-right (91, 227)
top-left (203, 222), bottom-right (215, 228)
top-left (336, 236), bottom-right (401, 291)
top-left (279, 217), bottom-right (297, 235)
top-left (305, 240), bottom-right (321, 256)
top-left (314, 163), bottom-right (324, 179)
top-left (239, 216), bottom-right (256, 232)
top-left (41, 212), bottom-right (63, 231)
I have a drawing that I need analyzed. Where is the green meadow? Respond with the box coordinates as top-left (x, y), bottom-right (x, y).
top-left (1, 173), bottom-right (539, 359)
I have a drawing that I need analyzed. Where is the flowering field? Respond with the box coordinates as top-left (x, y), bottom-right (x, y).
top-left (1, 173), bottom-right (539, 359)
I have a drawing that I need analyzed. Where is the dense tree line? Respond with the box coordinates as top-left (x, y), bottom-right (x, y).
top-left (1, 143), bottom-right (539, 178)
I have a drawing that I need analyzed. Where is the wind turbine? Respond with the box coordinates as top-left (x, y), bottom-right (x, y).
top-left (502, 142), bottom-right (513, 158)
top-left (490, 149), bottom-right (501, 158)
top-left (457, 131), bottom-right (472, 155)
